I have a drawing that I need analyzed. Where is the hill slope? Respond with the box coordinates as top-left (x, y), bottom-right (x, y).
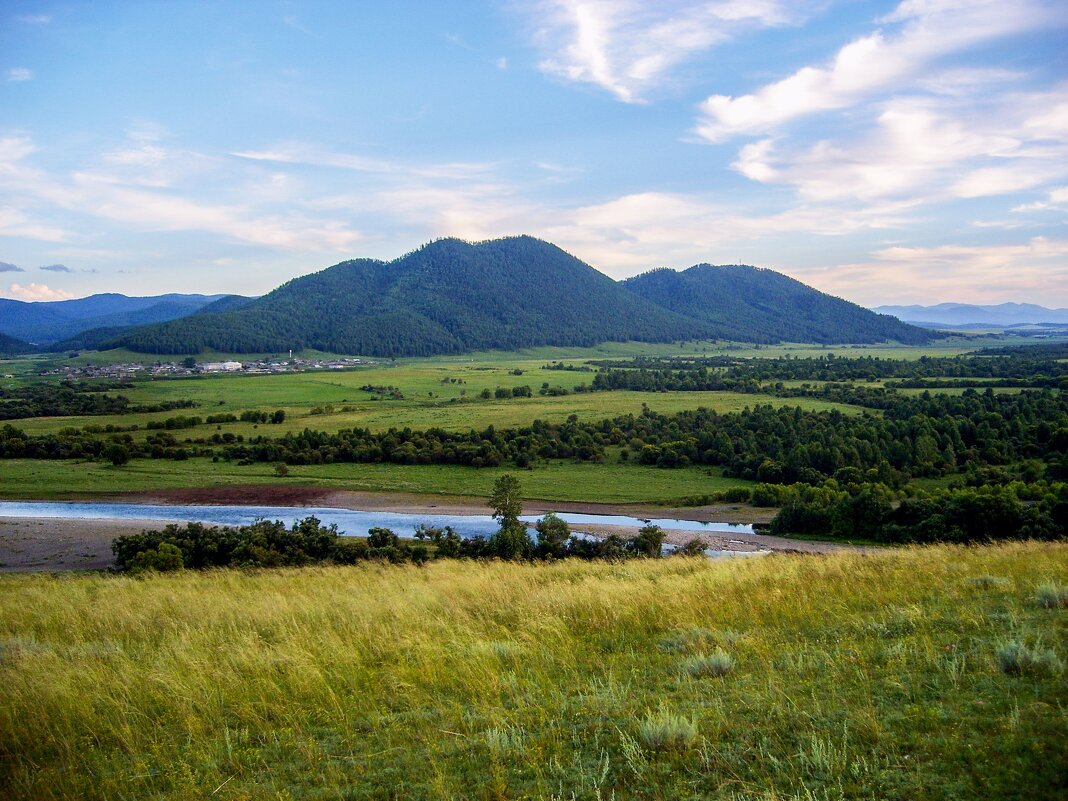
top-left (0, 331), bottom-right (32, 355)
top-left (623, 265), bottom-right (934, 345)
top-left (112, 237), bottom-right (700, 355)
top-left (0, 293), bottom-right (233, 345)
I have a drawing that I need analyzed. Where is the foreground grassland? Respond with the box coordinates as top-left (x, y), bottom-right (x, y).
top-left (0, 456), bottom-right (750, 504)
top-left (1, 543), bottom-right (1065, 800)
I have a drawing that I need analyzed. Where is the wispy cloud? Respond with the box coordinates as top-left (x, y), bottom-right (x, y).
top-left (527, 0), bottom-right (797, 103)
top-left (4, 282), bottom-right (75, 301)
top-left (0, 261), bottom-right (23, 272)
top-left (17, 14), bottom-right (51, 25)
top-left (731, 88), bottom-right (1068, 203)
top-left (821, 237), bottom-right (1068, 305)
top-left (696, 0), bottom-right (1063, 141)
top-left (6, 68), bottom-right (33, 82)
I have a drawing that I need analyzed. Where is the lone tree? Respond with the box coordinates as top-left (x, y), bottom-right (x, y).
top-left (488, 474), bottom-right (532, 560)
top-left (489, 474), bottom-right (523, 526)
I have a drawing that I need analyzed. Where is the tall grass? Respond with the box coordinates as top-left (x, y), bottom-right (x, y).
top-left (1, 542), bottom-right (1065, 800)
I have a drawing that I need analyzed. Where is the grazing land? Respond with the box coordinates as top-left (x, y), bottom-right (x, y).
top-left (0, 543), bottom-right (1064, 800)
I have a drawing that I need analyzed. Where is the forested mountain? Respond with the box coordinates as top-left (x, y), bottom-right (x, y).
top-left (0, 293), bottom-right (235, 345)
top-left (110, 237), bottom-right (700, 355)
top-left (99, 237), bottom-right (935, 356)
top-left (874, 302), bottom-right (1068, 327)
top-left (622, 265), bottom-right (933, 345)
top-left (0, 332), bottom-right (32, 355)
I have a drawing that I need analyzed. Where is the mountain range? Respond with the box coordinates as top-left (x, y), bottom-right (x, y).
top-left (0, 293), bottom-right (244, 346)
top-left (5, 237), bottom-right (934, 356)
top-left (874, 302), bottom-right (1068, 328)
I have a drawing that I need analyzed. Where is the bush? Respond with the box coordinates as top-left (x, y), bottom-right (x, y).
top-left (997, 641), bottom-right (1063, 675)
top-left (681, 651), bottom-right (734, 678)
top-left (127, 542), bottom-right (184, 574)
top-left (1035, 581), bottom-right (1068, 609)
top-left (628, 524), bottom-right (665, 558)
top-left (674, 538), bottom-right (708, 557)
top-left (638, 710), bottom-right (697, 752)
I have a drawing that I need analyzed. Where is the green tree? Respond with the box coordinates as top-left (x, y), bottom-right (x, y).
top-left (489, 474), bottom-right (523, 525)
top-left (629, 524), bottom-right (665, 558)
top-left (535, 513), bottom-right (570, 559)
top-left (104, 443), bottom-right (129, 467)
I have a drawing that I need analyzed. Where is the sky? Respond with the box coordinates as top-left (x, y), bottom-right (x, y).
top-left (1, 0), bottom-right (1066, 307)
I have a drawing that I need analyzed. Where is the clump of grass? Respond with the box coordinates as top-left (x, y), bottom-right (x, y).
top-left (681, 651), bottom-right (735, 678)
top-left (637, 709), bottom-right (698, 752)
top-left (659, 626), bottom-right (745, 653)
top-left (1034, 581), bottom-right (1068, 609)
top-left (968, 575), bottom-right (1009, 589)
top-left (996, 641), bottom-right (1063, 676)
top-left (482, 727), bottom-right (524, 756)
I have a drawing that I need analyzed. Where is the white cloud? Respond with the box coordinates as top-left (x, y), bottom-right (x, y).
top-left (728, 88), bottom-right (1068, 204)
top-left (496, 57), bottom-right (509, 70)
top-left (4, 282), bottom-right (75, 301)
top-left (527, 0), bottom-right (796, 103)
top-left (17, 14), bottom-right (51, 24)
top-left (6, 68), bottom-right (33, 82)
top-left (696, 0), bottom-right (1064, 141)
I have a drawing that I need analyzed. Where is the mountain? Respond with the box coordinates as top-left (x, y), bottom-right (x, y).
top-left (874, 302), bottom-right (1068, 328)
top-left (0, 293), bottom-right (239, 345)
top-left (622, 265), bottom-right (934, 345)
top-left (110, 237), bottom-right (700, 356)
top-left (0, 332), bottom-right (32, 355)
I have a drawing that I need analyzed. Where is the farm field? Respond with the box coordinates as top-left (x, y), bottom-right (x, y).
top-left (0, 542), bottom-right (1064, 800)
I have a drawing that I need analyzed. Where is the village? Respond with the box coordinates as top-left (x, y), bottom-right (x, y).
top-left (41, 355), bottom-right (374, 381)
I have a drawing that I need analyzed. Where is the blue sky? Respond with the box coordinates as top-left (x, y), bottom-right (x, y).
top-left (1, 0), bottom-right (1066, 306)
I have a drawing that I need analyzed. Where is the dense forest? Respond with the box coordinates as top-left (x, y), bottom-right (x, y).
top-left (101, 237), bottom-right (933, 356)
top-left (621, 264), bottom-right (932, 345)
top-left (0, 332), bottom-right (31, 355)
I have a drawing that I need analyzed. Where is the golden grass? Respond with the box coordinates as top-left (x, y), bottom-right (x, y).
top-left (1, 542), bottom-right (1065, 800)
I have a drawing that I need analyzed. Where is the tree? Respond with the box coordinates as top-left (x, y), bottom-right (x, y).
top-left (629, 524), bottom-right (665, 558)
top-left (535, 513), bottom-right (570, 559)
top-left (104, 443), bottom-right (129, 467)
top-left (489, 474), bottom-right (523, 525)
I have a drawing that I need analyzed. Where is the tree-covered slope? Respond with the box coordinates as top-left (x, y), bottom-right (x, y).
top-left (112, 237), bottom-right (700, 355)
top-left (0, 332), bottom-right (33, 355)
top-left (622, 265), bottom-right (934, 345)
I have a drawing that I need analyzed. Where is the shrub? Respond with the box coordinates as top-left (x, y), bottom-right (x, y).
top-left (997, 641), bottom-right (1063, 675)
top-left (674, 538), bottom-right (708, 557)
top-left (638, 710), bottom-right (697, 752)
top-left (628, 524), bottom-right (665, 558)
top-left (681, 651), bottom-right (734, 678)
top-left (1035, 581), bottom-right (1068, 609)
top-left (127, 542), bottom-right (185, 574)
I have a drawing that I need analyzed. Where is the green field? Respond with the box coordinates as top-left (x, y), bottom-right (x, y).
top-left (1, 542), bottom-right (1064, 800)
top-left (0, 456), bottom-right (752, 504)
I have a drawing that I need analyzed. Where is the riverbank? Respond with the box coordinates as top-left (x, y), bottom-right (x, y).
top-left (0, 486), bottom-right (844, 572)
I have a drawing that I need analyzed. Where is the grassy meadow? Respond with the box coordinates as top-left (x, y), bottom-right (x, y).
top-left (1, 542), bottom-right (1065, 800)
top-left (0, 456), bottom-right (751, 504)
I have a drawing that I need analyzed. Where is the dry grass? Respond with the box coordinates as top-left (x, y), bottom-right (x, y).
top-left (0, 542), bottom-right (1065, 800)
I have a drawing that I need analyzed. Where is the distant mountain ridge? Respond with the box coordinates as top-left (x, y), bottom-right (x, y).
top-left (104, 236), bottom-right (934, 356)
top-left (874, 302), bottom-right (1068, 327)
top-left (0, 293), bottom-right (249, 345)
top-left (0, 331), bottom-right (32, 355)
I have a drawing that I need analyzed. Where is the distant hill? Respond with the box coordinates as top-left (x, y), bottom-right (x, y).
top-left (622, 265), bottom-right (933, 345)
top-left (99, 237), bottom-right (937, 356)
top-left (0, 332), bottom-right (32, 355)
top-left (0, 293), bottom-right (239, 345)
top-left (110, 237), bottom-right (700, 356)
top-left (874, 302), bottom-right (1068, 328)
